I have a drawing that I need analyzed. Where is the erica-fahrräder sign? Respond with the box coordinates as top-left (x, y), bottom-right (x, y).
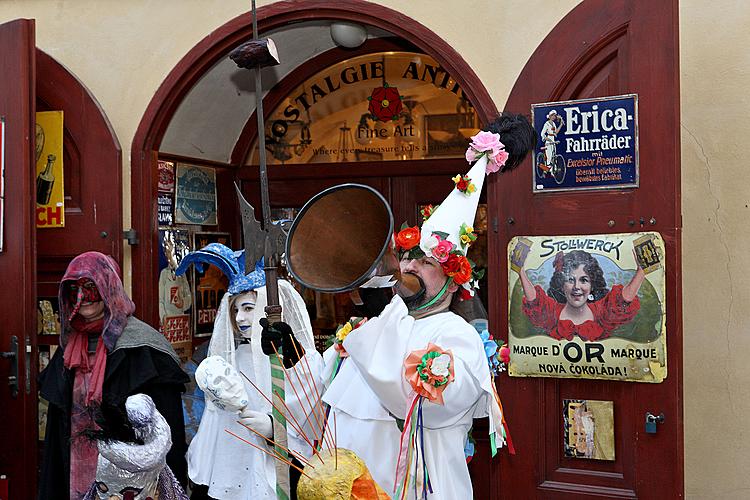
top-left (532, 94), bottom-right (638, 192)
top-left (35, 111), bottom-right (65, 228)
top-left (507, 232), bottom-right (666, 383)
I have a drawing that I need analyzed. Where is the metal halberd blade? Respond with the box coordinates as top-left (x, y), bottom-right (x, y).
top-left (235, 182), bottom-right (265, 271)
top-left (235, 182), bottom-right (288, 270)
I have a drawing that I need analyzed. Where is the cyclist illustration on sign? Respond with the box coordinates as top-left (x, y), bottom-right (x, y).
top-left (537, 109), bottom-right (566, 184)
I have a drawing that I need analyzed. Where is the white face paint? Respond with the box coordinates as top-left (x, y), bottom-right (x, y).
top-left (232, 290), bottom-right (257, 338)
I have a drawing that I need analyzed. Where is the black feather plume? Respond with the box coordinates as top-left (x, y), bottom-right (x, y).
top-left (485, 112), bottom-right (536, 172)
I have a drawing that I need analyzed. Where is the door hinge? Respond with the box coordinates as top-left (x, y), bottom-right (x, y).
top-left (123, 228), bottom-right (139, 246)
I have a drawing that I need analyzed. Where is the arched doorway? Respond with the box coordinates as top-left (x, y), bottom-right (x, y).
top-left (130, 2), bottom-right (502, 495)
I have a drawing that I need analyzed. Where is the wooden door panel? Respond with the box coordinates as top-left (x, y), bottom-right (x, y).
top-left (35, 50), bottom-right (123, 294)
top-left (491, 1), bottom-right (681, 498)
top-left (0, 18), bottom-right (37, 500)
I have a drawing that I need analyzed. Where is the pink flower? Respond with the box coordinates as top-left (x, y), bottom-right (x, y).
top-left (499, 345), bottom-right (510, 364)
top-left (465, 147), bottom-right (478, 163)
top-left (487, 149), bottom-right (509, 173)
top-left (431, 237), bottom-right (455, 263)
top-left (470, 131), bottom-right (502, 155)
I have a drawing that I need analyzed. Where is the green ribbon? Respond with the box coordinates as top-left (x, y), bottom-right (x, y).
top-left (413, 278), bottom-right (453, 312)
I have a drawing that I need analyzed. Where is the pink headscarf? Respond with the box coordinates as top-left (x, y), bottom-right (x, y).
top-left (59, 251), bottom-right (135, 352)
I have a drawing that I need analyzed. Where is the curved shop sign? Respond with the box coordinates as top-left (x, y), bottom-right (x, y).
top-left (531, 94), bottom-right (639, 193)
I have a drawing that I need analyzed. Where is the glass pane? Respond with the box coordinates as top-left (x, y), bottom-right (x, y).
top-left (248, 51), bottom-right (478, 165)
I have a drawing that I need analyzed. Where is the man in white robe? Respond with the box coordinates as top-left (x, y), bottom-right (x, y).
top-left (323, 255), bottom-right (497, 499)
top-left (320, 116), bottom-right (530, 499)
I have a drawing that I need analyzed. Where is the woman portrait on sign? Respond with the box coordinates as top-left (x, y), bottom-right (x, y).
top-left (513, 249), bottom-right (645, 341)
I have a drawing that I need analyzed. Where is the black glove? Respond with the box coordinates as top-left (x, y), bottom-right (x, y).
top-left (259, 318), bottom-right (304, 368)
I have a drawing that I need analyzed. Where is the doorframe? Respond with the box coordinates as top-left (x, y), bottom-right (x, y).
top-left (131, 0), bottom-right (499, 327)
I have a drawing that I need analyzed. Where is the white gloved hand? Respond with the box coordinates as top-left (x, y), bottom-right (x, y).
top-left (239, 407), bottom-right (273, 439)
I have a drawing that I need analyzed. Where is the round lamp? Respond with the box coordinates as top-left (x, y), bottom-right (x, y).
top-left (330, 22), bottom-right (367, 48)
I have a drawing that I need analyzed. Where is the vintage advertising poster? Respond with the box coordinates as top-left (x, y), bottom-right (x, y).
top-left (158, 160), bottom-right (176, 193)
top-left (174, 163), bottom-right (218, 225)
top-left (158, 228), bottom-right (192, 360)
top-left (35, 111), bottom-right (65, 228)
top-left (157, 160), bottom-right (176, 225)
top-left (507, 232), bottom-right (666, 382)
top-left (563, 399), bottom-right (615, 461)
top-left (193, 232), bottom-right (231, 336)
top-left (531, 94), bottom-right (638, 192)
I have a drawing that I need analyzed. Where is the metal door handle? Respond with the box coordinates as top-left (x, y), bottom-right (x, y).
top-left (0, 336), bottom-right (18, 398)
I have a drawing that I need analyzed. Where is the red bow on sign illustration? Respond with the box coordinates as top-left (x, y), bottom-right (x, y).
top-left (368, 84), bottom-right (403, 122)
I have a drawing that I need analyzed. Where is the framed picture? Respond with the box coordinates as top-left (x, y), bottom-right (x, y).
top-left (355, 149), bottom-right (383, 162)
top-left (424, 114), bottom-right (467, 157)
top-left (192, 232), bottom-right (231, 337)
top-left (174, 163), bottom-right (218, 225)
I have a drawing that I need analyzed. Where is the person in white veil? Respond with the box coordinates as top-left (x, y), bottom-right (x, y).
top-left (175, 244), bottom-right (322, 499)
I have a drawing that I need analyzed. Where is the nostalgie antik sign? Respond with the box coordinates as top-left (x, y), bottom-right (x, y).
top-left (531, 94), bottom-right (638, 192)
top-left (507, 232), bottom-right (666, 382)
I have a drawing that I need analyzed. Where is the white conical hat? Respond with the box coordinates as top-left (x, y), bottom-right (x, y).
top-left (419, 154), bottom-right (488, 256)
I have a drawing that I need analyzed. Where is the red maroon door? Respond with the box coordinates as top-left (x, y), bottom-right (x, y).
top-left (489, 1), bottom-right (682, 498)
top-left (0, 18), bottom-right (38, 500)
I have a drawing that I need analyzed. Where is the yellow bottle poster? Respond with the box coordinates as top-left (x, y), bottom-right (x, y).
top-left (507, 232), bottom-right (667, 382)
top-left (35, 111), bottom-right (65, 228)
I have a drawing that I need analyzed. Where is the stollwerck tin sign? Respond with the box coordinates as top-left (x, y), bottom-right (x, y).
top-left (531, 94), bottom-right (639, 193)
top-left (174, 163), bottom-right (218, 225)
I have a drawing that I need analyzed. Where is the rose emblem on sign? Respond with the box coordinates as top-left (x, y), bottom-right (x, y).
top-left (367, 83), bottom-right (403, 122)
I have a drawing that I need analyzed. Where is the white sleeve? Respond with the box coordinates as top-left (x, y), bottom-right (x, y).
top-left (342, 297), bottom-right (415, 419)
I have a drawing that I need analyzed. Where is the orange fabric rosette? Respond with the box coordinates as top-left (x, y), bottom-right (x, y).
top-left (404, 343), bottom-right (454, 405)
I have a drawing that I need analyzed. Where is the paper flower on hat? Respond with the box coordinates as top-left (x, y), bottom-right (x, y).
top-left (465, 130), bottom-right (509, 174)
top-left (368, 83), bottom-right (403, 122)
top-left (175, 242), bottom-right (265, 295)
top-left (459, 223), bottom-right (477, 249)
top-left (420, 204), bottom-right (438, 222)
top-left (404, 343), bottom-right (454, 405)
top-left (452, 174), bottom-right (476, 196)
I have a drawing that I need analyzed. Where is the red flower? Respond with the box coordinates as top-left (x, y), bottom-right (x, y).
top-left (395, 226), bottom-right (420, 250)
top-left (457, 178), bottom-right (468, 191)
top-left (453, 256), bottom-right (473, 285)
top-left (368, 85), bottom-right (403, 122)
top-left (499, 345), bottom-right (510, 364)
top-left (459, 287), bottom-right (473, 301)
top-left (441, 254), bottom-right (461, 277)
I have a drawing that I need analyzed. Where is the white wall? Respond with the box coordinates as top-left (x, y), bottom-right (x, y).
top-left (680, 1), bottom-right (750, 498)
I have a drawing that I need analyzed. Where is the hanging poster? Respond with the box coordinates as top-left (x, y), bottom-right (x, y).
top-left (158, 160), bottom-right (176, 193)
top-left (532, 94), bottom-right (638, 192)
top-left (158, 192), bottom-right (174, 226)
top-left (174, 163), bottom-right (217, 225)
top-left (193, 232), bottom-right (231, 336)
top-left (35, 111), bottom-right (65, 228)
top-left (563, 399), bottom-right (615, 461)
top-left (507, 232), bottom-right (666, 382)
top-left (158, 228), bottom-right (192, 361)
